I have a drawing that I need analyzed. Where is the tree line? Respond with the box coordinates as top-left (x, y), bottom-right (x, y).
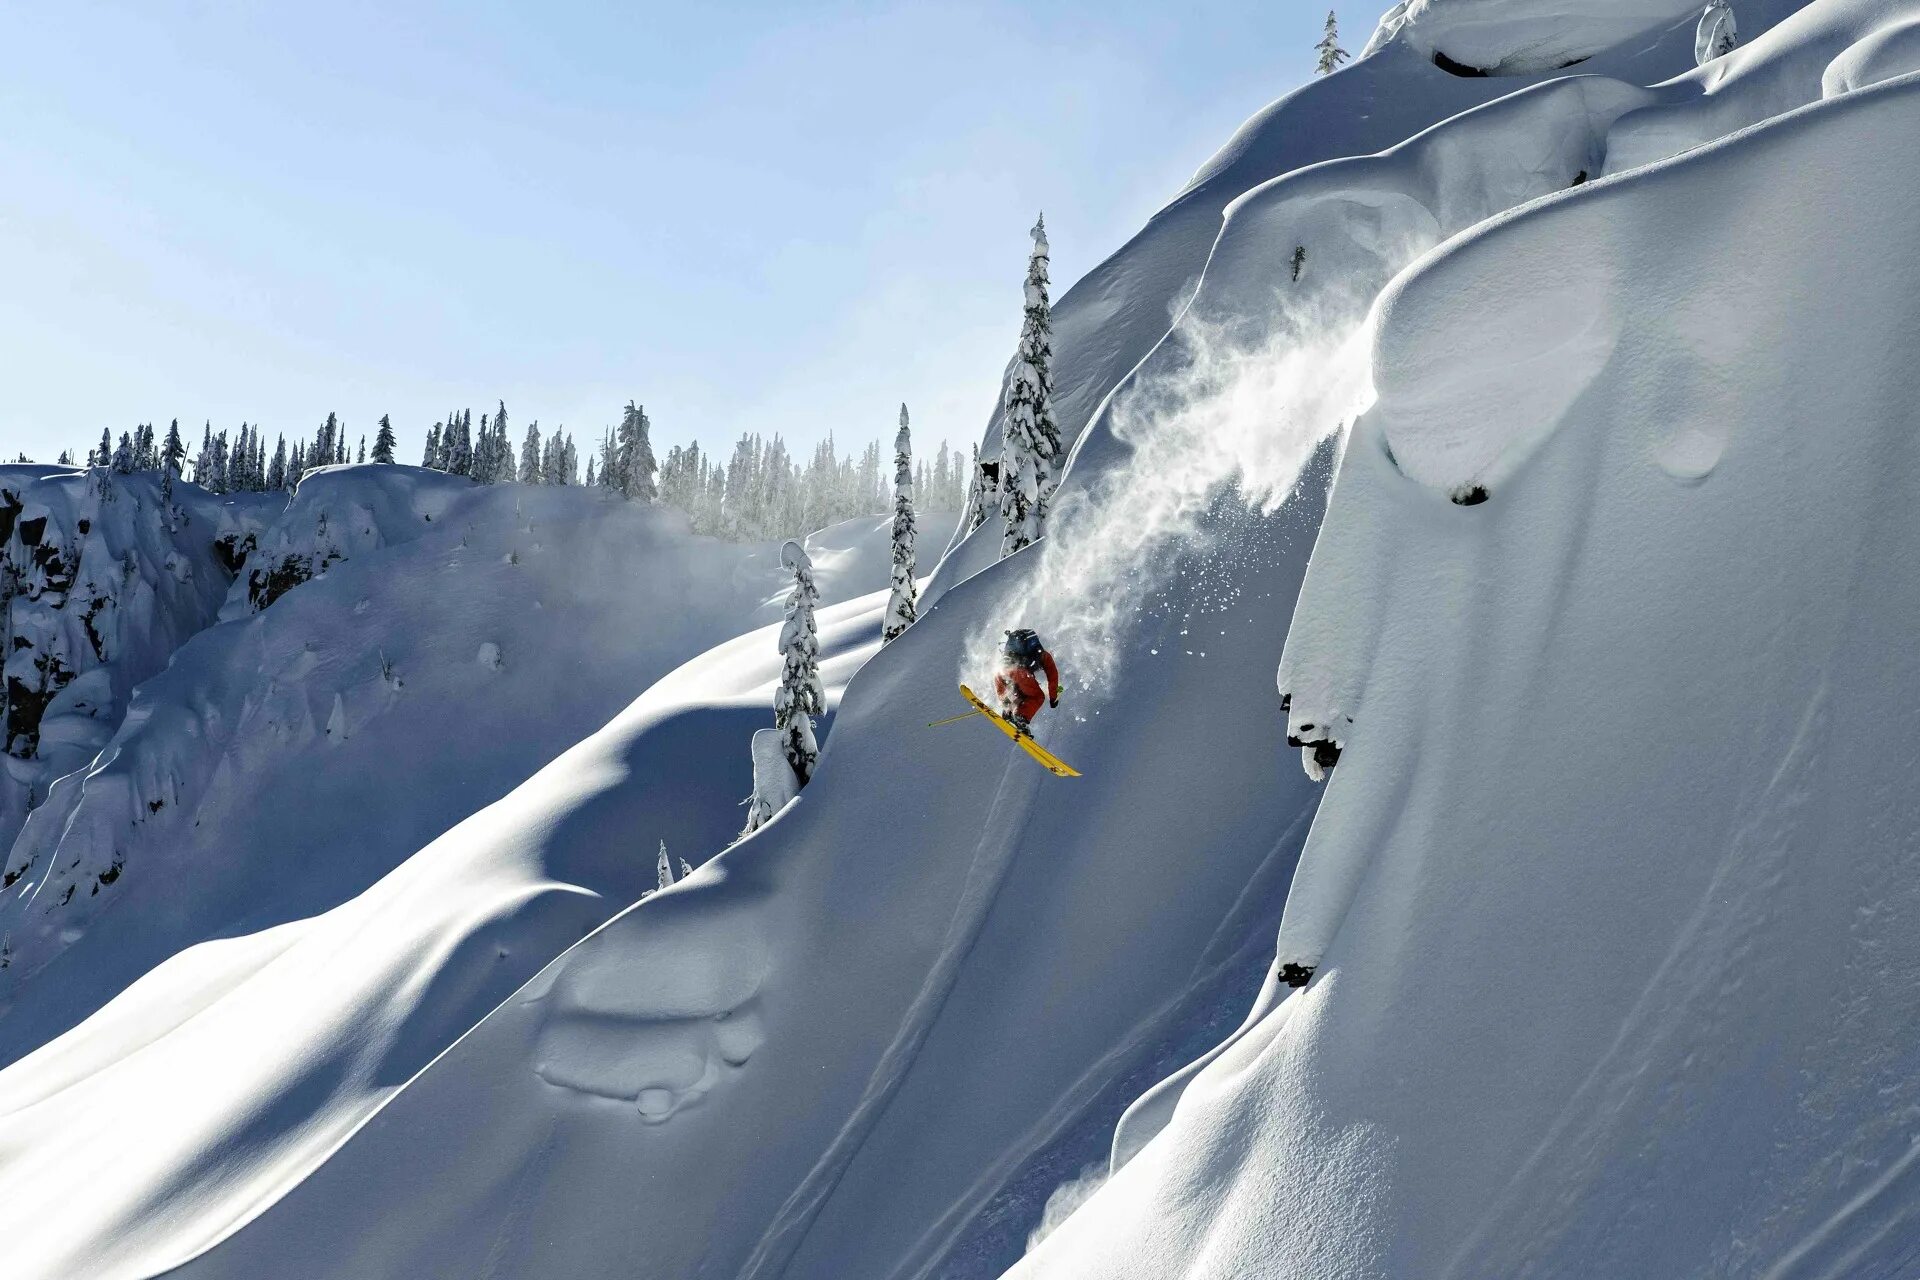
top-left (48, 400), bottom-right (969, 542)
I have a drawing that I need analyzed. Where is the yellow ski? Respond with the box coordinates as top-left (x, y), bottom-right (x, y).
top-left (958, 684), bottom-right (1081, 778)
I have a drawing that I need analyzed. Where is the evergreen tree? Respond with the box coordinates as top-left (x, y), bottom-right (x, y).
top-left (161, 420), bottom-right (186, 477)
top-left (773, 540), bottom-right (824, 784)
top-left (422, 422), bottom-right (442, 469)
top-left (356, 435), bottom-right (366, 464)
top-left (883, 404), bottom-right (918, 643)
top-left (112, 431), bottom-right (136, 474)
top-left (95, 428), bottom-right (112, 470)
top-left (1695, 1), bottom-right (1738, 64)
top-left (1315, 10), bottom-right (1349, 74)
top-left (290, 441), bottom-right (307, 487)
top-left (519, 422), bottom-right (542, 484)
top-left (615, 401), bottom-right (658, 501)
top-left (1001, 214), bottom-right (1060, 555)
top-left (656, 840), bottom-right (679, 892)
top-left (372, 415), bottom-right (397, 464)
top-left (448, 411), bottom-right (473, 477)
top-left (56, 449), bottom-right (73, 466)
top-left (269, 435), bottom-right (288, 490)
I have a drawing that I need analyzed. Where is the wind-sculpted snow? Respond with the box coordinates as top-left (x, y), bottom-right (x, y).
top-left (0, 496), bottom-right (956, 1280)
top-left (937, 0), bottom-right (1735, 590)
top-left (91, 458), bottom-right (1328, 1280)
top-left (1366, 0), bottom-right (1705, 74)
top-left (217, 462), bottom-right (474, 617)
top-left (1016, 63), bottom-right (1920, 1280)
top-left (963, 70), bottom-right (1667, 698)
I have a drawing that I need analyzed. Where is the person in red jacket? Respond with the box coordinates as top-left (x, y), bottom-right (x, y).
top-left (994, 628), bottom-right (1060, 735)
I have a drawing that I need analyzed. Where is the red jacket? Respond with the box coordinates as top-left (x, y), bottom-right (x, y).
top-left (995, 651), bottom-right (1060, 720)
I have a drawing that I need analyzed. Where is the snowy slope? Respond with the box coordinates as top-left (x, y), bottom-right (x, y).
top-left (0, 466), bottom-right (278, 855)
top-left (0, 468), bottom-right (952, 1062)
top-left (12, 1), bottom-right (1920, 1278)
top-left (1015, 11), bottom-right (1920, 1280)
top-left (0, 491), bottom-right (960, 1280)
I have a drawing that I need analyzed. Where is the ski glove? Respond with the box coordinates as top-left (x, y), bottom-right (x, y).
top-left (1049, 692), bottom-right (1060, 708)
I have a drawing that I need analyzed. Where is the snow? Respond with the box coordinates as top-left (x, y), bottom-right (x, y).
top-left (0, 474), bottom-right (954, 1059)
top-left (1016, 27), bottom-right (1920, 1280)
top-left (9, 1), bottom-right (1920, 1277)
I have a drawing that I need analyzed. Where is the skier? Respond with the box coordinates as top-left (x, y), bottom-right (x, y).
top-left (993, 628), bottom-right (1060, 736)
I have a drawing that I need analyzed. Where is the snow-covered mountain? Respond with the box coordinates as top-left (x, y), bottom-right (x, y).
top-left (8, 0), bottom-right (1920, 1277)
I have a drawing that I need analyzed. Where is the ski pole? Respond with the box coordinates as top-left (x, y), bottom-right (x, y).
top-left (927, 709), bottom-right (987, 728)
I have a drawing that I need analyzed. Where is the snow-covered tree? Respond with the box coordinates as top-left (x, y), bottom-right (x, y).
top-left (422, 423), bottom-right (441, 469)
top-left (447, 411), bottom-right (473, 477)
top-left (656, 840), bottom-right (679, 892)
top-left (94, 428), bottom-right (111, 470)
top-left (1316, 11), bottom-right (1349, 74)
top-left (519, 422), bottom-right (542, 484)
top-left (773, 539), bottom-right (823, 784)
top-left (269, 434), bottom-right (288, 489)
top-left (883, 403), bottom-right (917, 643)
top-left (1695, 1), bottom-right (1738, 65)
top-left (111, 431), bottom-right (135, 475)
top-left (615, 401), bottom-right (657, 501)
top-left (372, 415), bottom-right (396, 464)
top-left (1001, 214), bottom-right (1060, 556)
top-left (160, 420), bottom-right (185, 477)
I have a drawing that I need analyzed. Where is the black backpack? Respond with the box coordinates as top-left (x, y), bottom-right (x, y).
top-left (1004, 628), bottom-right (1044, 667)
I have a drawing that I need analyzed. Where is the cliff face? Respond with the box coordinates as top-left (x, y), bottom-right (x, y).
top-left (0, 465), bottom-right (276, 858)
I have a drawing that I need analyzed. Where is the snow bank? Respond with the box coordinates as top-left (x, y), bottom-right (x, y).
top-left (1018, 60), bottom-right (1920, 1280)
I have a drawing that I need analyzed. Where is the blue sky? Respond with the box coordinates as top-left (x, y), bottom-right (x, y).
top-left (2, 2), bottom-right (1328, 464)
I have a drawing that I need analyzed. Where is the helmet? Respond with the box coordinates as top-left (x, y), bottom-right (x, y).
top-left (1003, 628), bottom-right (1044, 664)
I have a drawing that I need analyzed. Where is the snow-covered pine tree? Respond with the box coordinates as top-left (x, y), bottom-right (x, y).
top-left (656, 840), bottom-right (679, 891)
top-left (883, 403), bottom-right (917, 643)
top-left (269, 435), bottom-right (288, 489)
top-left (615, 401), bottom-right (658, 501)
top-left (773, 539), bottom-right (824, 784)
top-left (519, 422), bottom-right (542, 484)
top-left (679, 856), bottom-right (693, 879)
top-left (372, 415), bottom-right (396, 464)
top-left (161, 420), bottom-right (185, 479)
top-left (112, 431), bottom-right (135, 475)
top-left (448, 412), bottom-right (473, 477)
top-left (1695, 1), bottom-right (1738, 65)
top-left (1001, 215), bottom-right (1060, 555)
top-left (966, 443), bottom-right (991, 530)
top-left (422, 422), bottom-right (442, 469)
top-left (158, 420), bottom-right (186, 527)
top-left (1316, 11), bottom-right (1349, 74)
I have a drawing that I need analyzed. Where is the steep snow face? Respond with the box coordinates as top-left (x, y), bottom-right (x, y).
top-left (0, 466), bottom-right (276, 855)
top-left (127, 471), bottom-right (1325, 1280)
top-left (0, 493), bottom-right (961, 1280)
top-left (0, 468), bottom-right (954, 1064)
top-left (1017, 62), bottom-right (1920, 1280)
top-left (937, 0), bottom-right (1735, 586)
top-left (1367, 0), bottom-right (1703, 73)
top-left (217, 463), bottom-right (473, 617)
